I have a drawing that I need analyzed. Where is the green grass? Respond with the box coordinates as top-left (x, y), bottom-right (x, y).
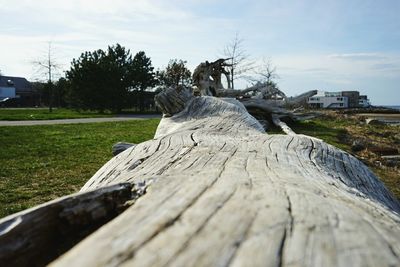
top-left (0, 119), bottom-right (160, 218)
top-left (284, 117), bottom-right (400, 200)
top-left (0, 115), bottom-right (398, 219)
top-left (288, 118), bottom-right (352, 151)
top-left (0, 108), bottom-right (114, 120)
top-left (267, 118), bottom-right (352, 150)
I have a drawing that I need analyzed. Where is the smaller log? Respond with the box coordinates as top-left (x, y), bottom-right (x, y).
top-left (285, 89), bottom-right (318, 108)
top-left (112, 142), bottom-right (136, 156)
top-left (0, 183), bottom-right (133, 267)
top-left (271, 114), bottom-right (296, 135)
top-left (241, 98), bottom-right (291, 115)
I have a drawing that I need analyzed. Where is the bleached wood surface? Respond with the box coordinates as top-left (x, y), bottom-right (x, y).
top-left (48, 93), bottom-right (400, 267)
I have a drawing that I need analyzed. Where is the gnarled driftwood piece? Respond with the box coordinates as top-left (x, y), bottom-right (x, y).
top-left (48, 87), bottom-right (400, 267)
top-left (191, 58), bottom-right (317, 133)
top-left (0, 183), bottom-right (133, 267)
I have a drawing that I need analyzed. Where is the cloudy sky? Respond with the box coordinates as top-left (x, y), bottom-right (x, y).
top-left (1, 0), bottom-right (399, 105)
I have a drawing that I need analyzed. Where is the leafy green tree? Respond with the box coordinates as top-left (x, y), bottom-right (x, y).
top-left (130, 51), bottom-right (156, 111)
top-left (66, 44), bottom-right (135, 112)
top-left (67, 49), bottom-right (102, 110)
top-left (66, 45), bottom-right (157, 112)
top-left (32, 80), bottom-right (68, 108)
top-left (156, 59), bottom-right (191, 87)
top-left (103, 44), bottom-right (135, 111)
top-left (54, 77), bottom-right (70, 107)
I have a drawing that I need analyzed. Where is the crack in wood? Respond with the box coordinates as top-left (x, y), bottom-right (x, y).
top-left (285, 190), bottom-right (294, 236)
top-left (277, 224), bottom-right (288, 267)
top-left (161, 189), bottom-right (237, 267)
top-left (223, 211), bottom-right (258, 267)
top-left (190, 132), bottom-right (198, 146)
top-left (117, 157), bottom-right (239, 265)
top-left (286, 136), bottom-right (295, 150)
top-left (155, 146), bottom-right (196, 175)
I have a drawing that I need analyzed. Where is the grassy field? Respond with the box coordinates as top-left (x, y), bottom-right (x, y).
top-left (0, 115), bottom-right (398, 219)
top-left (288, 116), bottom-right (400, 199)
top-left (288, 118), bottom-right (351, 150)
top-left (0, 108), bottom-right (115, 120)
top-left (0, 119), bottom-right (160, 218)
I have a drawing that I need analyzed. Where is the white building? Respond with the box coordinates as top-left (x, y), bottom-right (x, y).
top-left (358, 95), bottom-right (371, 107)
top-left (308, 91), bottom-right (349, 108)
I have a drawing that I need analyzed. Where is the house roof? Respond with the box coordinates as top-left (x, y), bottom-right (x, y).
top-left (0, 76), bottom-right (34, 93)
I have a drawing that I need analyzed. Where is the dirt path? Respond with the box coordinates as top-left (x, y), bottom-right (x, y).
top-left (0, 114), bottom-right (161, 126)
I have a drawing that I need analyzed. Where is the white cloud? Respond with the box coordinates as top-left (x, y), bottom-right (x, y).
top-left (274, 52), bottom-right (400, 79)
top-left (0, 0), bottom-right (188, 19)
top-left (269, 52), bottom-right (400, 104)
top-left (328, 53), bottom-right (387, 61)
top-left (0, 0), bottom-right (238, 80)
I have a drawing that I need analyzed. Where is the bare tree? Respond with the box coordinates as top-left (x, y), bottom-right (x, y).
top-left (255, 57), bottom-right (279, 84)
top-left (221, 33), bottom-right (254, 89)
top-left (32, 42), bottom-right (61, 112)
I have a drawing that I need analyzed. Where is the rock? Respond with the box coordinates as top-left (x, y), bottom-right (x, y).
top-left (369, 146), bottom-right (398, 156)
top-left (337, 130), bottom-right (352, 145)
top-left (384, 159), bottom-right (399, 167)
top-left (394, 133), bottom-right (400, 144)
top-left (382, 155), bottom-right (400, 167)
top-left (366, 119), bottom-right (385, 125)
top-left (351, 140), bottom-right (366, 152)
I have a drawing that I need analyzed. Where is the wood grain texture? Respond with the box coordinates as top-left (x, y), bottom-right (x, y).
top-left (51, 95), bottom-right (400, 267)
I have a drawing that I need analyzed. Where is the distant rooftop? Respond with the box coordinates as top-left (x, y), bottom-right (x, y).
top-left (0, 76), bottom-right (34, 93)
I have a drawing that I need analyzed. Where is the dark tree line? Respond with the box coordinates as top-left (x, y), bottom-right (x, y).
top-left (66, 44), bottom-right (156, 112)
top-left (33, 44), bottom-right (192, 112)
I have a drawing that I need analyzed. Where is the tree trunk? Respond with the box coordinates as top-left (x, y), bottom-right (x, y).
top-left (2, 87), bottom-right (400, 267)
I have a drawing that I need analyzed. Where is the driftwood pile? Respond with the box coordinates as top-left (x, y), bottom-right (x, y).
top-left (0, 83), bottom-right (399, 266)
top-left (192, 58), bottom-right (319, 130)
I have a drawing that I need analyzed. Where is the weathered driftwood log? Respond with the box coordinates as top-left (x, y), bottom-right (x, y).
top-left (45, 87), bottom-right (400, 267)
